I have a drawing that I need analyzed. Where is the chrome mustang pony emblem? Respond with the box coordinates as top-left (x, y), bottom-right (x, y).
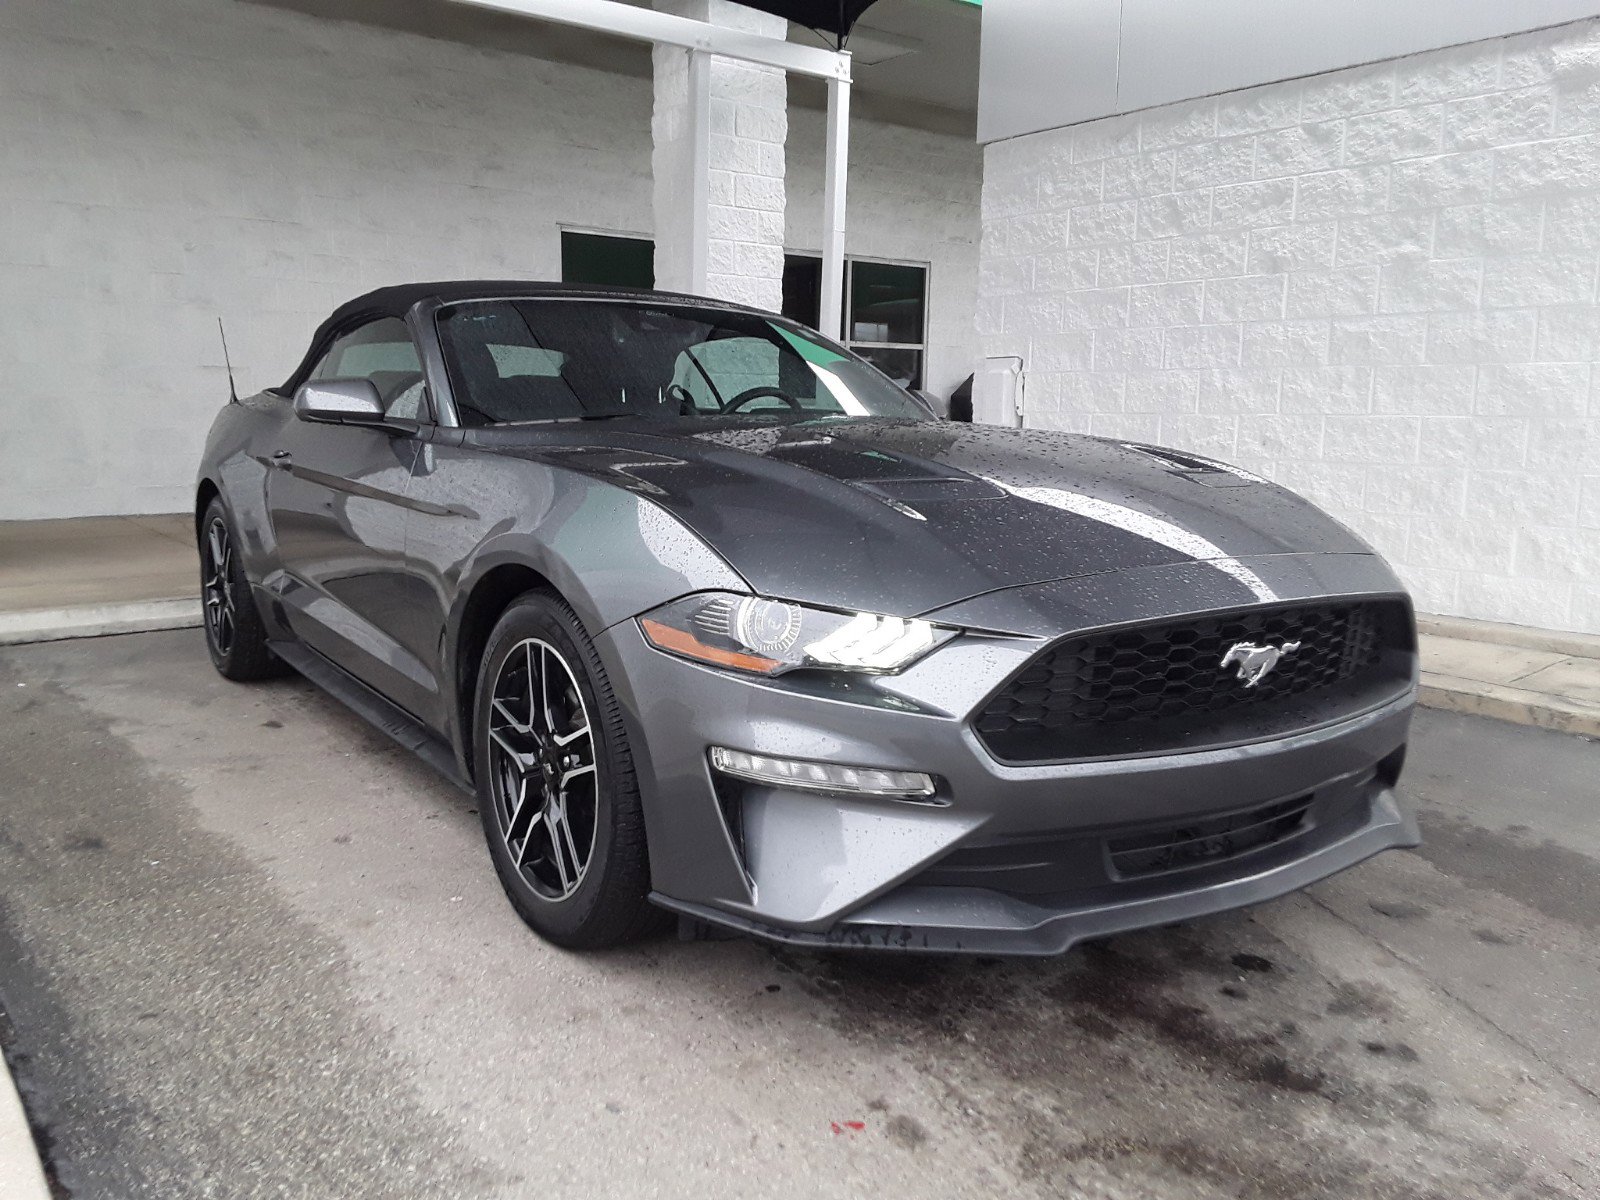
top-left (1220, 640), bottom-right (1302, 688)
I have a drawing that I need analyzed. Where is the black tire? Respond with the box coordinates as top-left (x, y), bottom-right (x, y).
top-left (199, 497), bottom-right (285, 682)
top-left (473, 590), bottom-right (663, 949)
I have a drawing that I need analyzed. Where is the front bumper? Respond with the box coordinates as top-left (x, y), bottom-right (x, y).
top-left (659, 785), bottom-right (1417, 955)
top-left (596, 556), bottom-right (1419, 956)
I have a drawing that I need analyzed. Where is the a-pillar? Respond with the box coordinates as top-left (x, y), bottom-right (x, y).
top-left (651, 0), bottom-right (788, 310)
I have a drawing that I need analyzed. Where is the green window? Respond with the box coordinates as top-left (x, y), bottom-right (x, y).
top-left (560, 231), bottom-right (655, 289)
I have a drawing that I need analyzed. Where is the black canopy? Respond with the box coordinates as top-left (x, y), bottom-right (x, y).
top-left (729, 0), bottom-right (883, 47)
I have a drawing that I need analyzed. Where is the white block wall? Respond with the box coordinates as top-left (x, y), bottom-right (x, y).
top-left (653, 0), bottom-right (788, 310)
top-left (979, 20), bottom-right (1600, 635)
top-left (0, 0), bottom-right (980, 520)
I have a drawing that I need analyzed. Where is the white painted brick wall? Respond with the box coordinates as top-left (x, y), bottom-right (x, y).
top-left (0, 0), bottom-right (980, 520)
top-left (653, 0), bottom-right (787, 310)
top-left (979, 20), bottom-right (1600, 635)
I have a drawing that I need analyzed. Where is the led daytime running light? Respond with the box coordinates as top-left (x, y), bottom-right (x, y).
top-left (804, 612), bottom-right (937, 669)
top-left (709, 747), bottom-right (938, 800)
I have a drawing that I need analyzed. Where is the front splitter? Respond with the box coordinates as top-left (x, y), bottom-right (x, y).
top-left (651, 789), bottom-right (1420, 957)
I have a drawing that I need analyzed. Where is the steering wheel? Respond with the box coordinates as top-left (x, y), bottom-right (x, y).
top-left (722, 386), bottom-right (802, 414)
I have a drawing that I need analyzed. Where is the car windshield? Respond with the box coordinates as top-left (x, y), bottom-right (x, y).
top-left (437, 299), bottom-right (931, 427)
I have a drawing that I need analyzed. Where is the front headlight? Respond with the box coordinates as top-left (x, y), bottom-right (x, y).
top-left (638, 592), bottom-right (956, 676)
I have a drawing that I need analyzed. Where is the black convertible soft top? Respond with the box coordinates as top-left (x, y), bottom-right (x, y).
top-left (280, 279), bottom-right (745, 393)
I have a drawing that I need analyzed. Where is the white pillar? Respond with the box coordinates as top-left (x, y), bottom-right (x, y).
top-left (819, 71), bottom-right (850, 341)
top-left (652, 0), bottom-right (788, 311)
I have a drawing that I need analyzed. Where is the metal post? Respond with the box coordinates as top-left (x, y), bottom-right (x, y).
top-left (820, 66), bottom-right (851, 341)
top-left (455, 0), bottom-right (850, 79)
top-left (687, 48), bottom-right (711, 296)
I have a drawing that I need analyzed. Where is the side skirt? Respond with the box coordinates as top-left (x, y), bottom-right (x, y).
top-left (268, 639), bottom-right (472, 795)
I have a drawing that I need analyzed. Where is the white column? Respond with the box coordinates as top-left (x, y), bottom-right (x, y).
top-left (652, 0), bottom-right (788, 311)
top-left (819, 71), bottom-right (850, 341)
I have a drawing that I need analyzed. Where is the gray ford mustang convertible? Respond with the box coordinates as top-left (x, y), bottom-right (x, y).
top-left (196, 280), bottom-right (1420, 954)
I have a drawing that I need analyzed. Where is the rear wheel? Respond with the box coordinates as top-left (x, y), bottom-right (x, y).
top-left (199, 498), bottom-right (283, 681)
top-left (474, 591), bottom-right (662, 948)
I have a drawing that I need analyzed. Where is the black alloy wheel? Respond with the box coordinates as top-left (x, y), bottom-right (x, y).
top-left (486, 637), bottom-right (600, 901)
top-left (202, 516), bottom-right (237, 657)
top-left (474, 591), bottom-right (662, 948)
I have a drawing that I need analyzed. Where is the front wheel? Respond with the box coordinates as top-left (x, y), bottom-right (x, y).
top-left (473, 591), bottom-right (662, 949)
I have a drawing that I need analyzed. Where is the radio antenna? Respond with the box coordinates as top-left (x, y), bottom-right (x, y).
top-left (217, 317), bottom-right (238, 403)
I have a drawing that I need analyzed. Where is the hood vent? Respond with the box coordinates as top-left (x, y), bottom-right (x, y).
top-left (851, 476), bottom-right (1007, 503)
top-left (1122, 443), bottom-right (1260, 489)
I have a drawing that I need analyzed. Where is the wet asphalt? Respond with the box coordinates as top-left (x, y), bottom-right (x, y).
top-left (0, 629), bottom-right (1596, 1199)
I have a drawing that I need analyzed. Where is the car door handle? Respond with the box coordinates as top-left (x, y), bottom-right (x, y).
top-left (270, 450), bottom-right (293, 470)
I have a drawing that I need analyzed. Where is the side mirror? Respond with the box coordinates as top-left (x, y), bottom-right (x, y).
top-left (911, 389), bottom-right (949, 420)
top-left (294, 379), bottom-right (384, 424)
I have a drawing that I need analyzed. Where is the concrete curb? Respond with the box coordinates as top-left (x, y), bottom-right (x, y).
top-left (1416, 613), bottom-right (1600, 661)
top-left (1419, 671), bottom-right (1600, 739)
top-left (0, 598), bottom-right (202, 647)
top-left (0, 1053), bottom-right (50, 1200)
top-left (1415, 613), bottom-right (1600, 737)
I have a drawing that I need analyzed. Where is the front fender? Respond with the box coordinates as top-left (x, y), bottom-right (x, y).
top-left (443, 484), bottom-right (751, 640)
top-left (197, 393), bottom-right (294, 632)
top-left (422, 460), bottom-right (753, 772)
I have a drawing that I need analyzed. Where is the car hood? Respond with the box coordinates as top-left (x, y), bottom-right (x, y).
top-left (468, 418), bottom-right (1372, 617)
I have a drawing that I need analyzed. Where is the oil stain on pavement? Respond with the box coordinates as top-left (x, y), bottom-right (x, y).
top-left (767, 920), bottom-right (1578, 1199)
top-left (757, 712), bottom-right (1600, 1199)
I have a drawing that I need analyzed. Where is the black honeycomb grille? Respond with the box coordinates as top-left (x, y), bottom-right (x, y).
top-left (974, 600), bottom-right (1412, 762)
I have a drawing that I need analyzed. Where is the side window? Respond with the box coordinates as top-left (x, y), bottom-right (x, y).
top-left (437, 303), bottom-right (588, 425)
top-left (308, 317), bottom-right (427, 419)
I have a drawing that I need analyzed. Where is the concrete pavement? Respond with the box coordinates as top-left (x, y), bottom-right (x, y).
top-left (0, 629), bottom-right (1596, 1198)
top-left (0, 515), bottom-right (196, 609)
top-left (0, 515), bottom-right (200, 646)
